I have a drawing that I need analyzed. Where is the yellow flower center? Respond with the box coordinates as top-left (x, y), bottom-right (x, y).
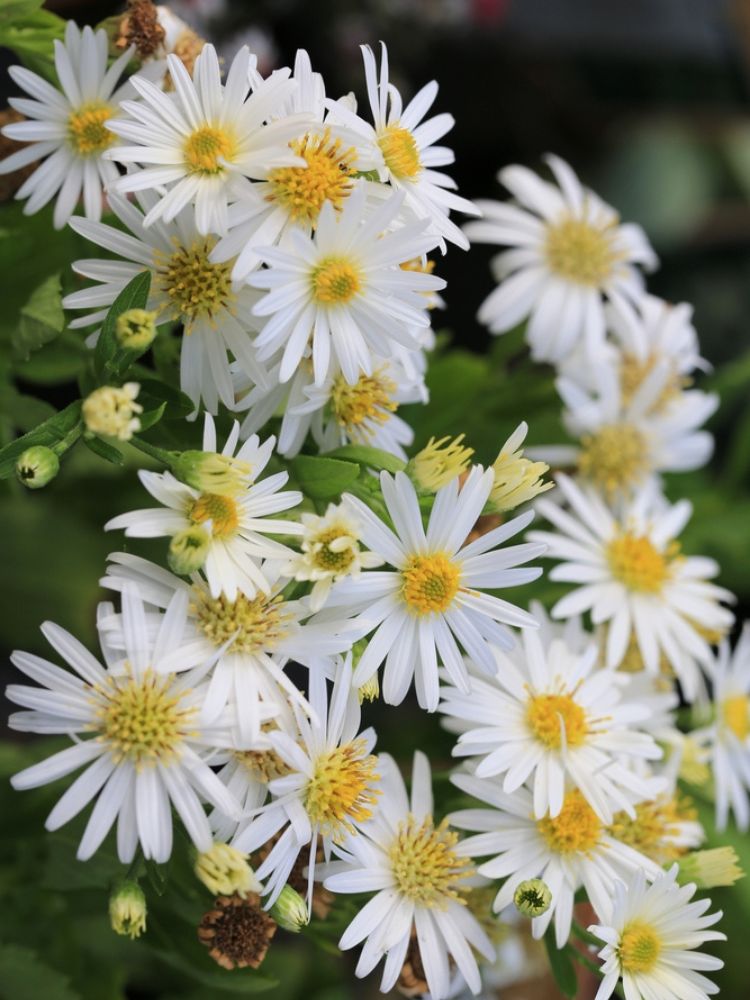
top-left (235, 747), bottom-right (290, 783)
top-left (619, 353), bottom-right (688, 413)
top-left (378, 124), bottom-right (422, 179)
top-left (184, 124), bottom-right (236, 174)
top-left (722, 694), bottom-right (750, 741)
top-left (544, 217), bottom-right (619, 286)
top-left (68, 101), bottom-right (116, 156)
top-left (188, 492), bottom-right (239, 540)
top-left (304, 739), bottom-right (380, 840)
top-left (389, 815), bottom-right (473, 908)
top-left (526, 693), bottom-right (587, 749)
top-left (158, 238), bottom-right (235, 322)
top-left (619, 921), bottom-right (661, 973)
top-left (330, 369), bottom-right (397, 437)
top-left (537, 789), bottom-right (602, 854)
top-left (607, 533), bottom-right (670, 594)
top-left (267, 128), bottom-right (357, 225)
top-left (401, 553), bottom-right (461, 616)
top-left (310, 527), bottom-right (357, 573)
top-left (578, 423), bottom-right (650, 496)
top-left (192, 588), bottom-right (291, 654)
top-left (310, 256), bottom-right (362, 304)
top-left (95, 669), bottom-right (194, 766)
top-left (608, 795), bottom-right (696, 863)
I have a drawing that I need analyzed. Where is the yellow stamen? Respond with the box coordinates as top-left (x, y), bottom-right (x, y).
top-left (608, 795), bottom-right (697, 863)
top-left (68, 101), bottom-right (115, 156)
top-left (578, 423), bottom-right (649, 496)
top-left (191, 588), bottom-right (291, 654)
top-left (267, 128), bottom-right (357, 224)
top-left (607, 533), bottom-right (671, 594)
top-left (309, 527), bottom-right (357, 573)
top-left (619, 921), bottom-right (661, 973)
top-left (401, 553), bottom-right (461, 616)
top-left (310, 256), bottom-right (362, 304)
top-left (389, 815), bottom-right (473, 908)
top-left (330, 369), bottom-right (397, 437)
top-left (189, 492), bottom-right (239, 540)
top-left (410, 435), bottom-right (474, 492)
top-left (537, 789), bottom-right (602, 854)
top-left (723, 694), bottom-right (750, 741)
top-left (544, 217), bottom-right (620, 286)
top-left (157, 238), bottom-right (234, 322)
top-left (304, 739), bottom-right (380, 840)
top-left (619, 353), bottom-right (689, 412)
top-left (378, 124), bottom-right (422, 179)
top-left (184, 125), bottom-right (235, 174)
top-left (235, 747), bottom-right (290, 783)
top-left (526, 693), bottom-right (587, 749)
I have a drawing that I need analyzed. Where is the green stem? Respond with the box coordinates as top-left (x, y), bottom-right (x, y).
top-left (51, 421), bottom-right (83, 457)
top-left (128, 435), bottom-right (176, 468)
top-left (571, 921), bottom-right (602, 947)
top-left (569, 946), bottom-right (603, 978)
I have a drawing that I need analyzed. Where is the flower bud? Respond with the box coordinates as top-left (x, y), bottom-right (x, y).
top-left (172, 450), bottom-right (252, 497)
top-left (677, 848), bottom-right (744, 889)
top-left (514, 878), bottom-right (552, 917)
top-left (408, 435), bottom-right (473, 492)
top-left (82, 383), bottom-right (142, 441)
top-left (195, 842), bottom-right (262, 898)
top-left (15, 445), bottom-right (59, 490)
top-left (116, 308), bottom-right (159, 351)
top-left (269, 885), bottom-right (309, 932)
top-left (488, 422), bottom-right (552, 513)
top-left (357, 674), bottom-right (380, 704)
top-left (168, 525), bottom-right (211, 575)
top-left (109, 880), bottom-right (147, 939)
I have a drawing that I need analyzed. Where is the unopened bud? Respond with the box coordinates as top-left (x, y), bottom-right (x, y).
top-left (172, 450), bottom-right (252, 496)
top-left (82, 383), bottom-right (142, 441)
top-left (677, 848), bottom-right (744, 889)
top-left (488, 422), bottom-right (552, 513)
top-left (109, 879), bottom-right (147, 939)
top-left (408, 435), bottom-right (473, 492)
top-left (116, 308), bottom-right (159, 351)
top-left (358, 673), bottom-right (380, 704)
top-left (195, 842), bottom-right (262, 898)
top-left (15, 445), bottom-right (59, 489)
top-left (514, 878), bottom-right (552, 917)
top-left (168, 525), bottom-right (210, 575)
top-left (270, 884), bottom-right (309, 932)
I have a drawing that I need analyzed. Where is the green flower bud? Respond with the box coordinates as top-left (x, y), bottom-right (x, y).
top-left (514, 878), bottom-right (552, 917)
top-left (15, 446), bottom-right (59, 489)
top-left (168, 525), bottom-right (211, 575)
top-left (115, 308), bottom-right (159, 351)
top-left (171, 450), bottom-right (252, 496)
top-left (677, 848), bottom-right (745, 889)
top-left (109, 880), bottom-right (147, 939)
top-left (195, 842), bottom-right (262, 898)
top-left (269, 885), bottom-right (309, 932)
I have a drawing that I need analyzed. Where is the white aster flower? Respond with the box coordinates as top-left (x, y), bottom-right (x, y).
top-left (64, 191), bottom-right (268, 414)
top-left (6, 584), bottom-right (242, 863)
top-left (232, 659), bottom-right (380, 907)
top-left (282, 502), bottom-right (385, 612)
top-left (440, 628), bottom-right (665, 822)
top-left (588, 865), bottom-right (725, 1000)
top-left (327, 42), bottom-right (480, 251)
top-left (528, 475), bottom-right (734, 701)
top-left (465, 154), bottom-right (657, 363)
top-left (105, 415), bottom-right (303, 601)
top-left (450, 776), bottom-right (661, 949)
top-left (0, 22), bottom-right (138, 228)
top-left (319, 467), bottom-right (544, 711)
top-left (248, 186), bottom-right (445, 387)
top-left (106, 43), bottom-right (308, 235)
top-left (322, 751), bottom-right (494, 1000)
top-left (694, 623), bottom-right (750, 831)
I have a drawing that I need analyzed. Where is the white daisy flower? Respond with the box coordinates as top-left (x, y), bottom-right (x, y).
top-left (248, 186), bottom-right (445, 387)
top-left (106, 43), bottom-right (308, 235)
top-left (105, 415), bottom-right (303, 601)
top-left (588, 865), bottom-right (725, 1000)
top-left (282, 502), bottom-right (385, 612)
top-left (465, 154), bottom-right (657, 363)
top-left (694, 624), bottom-right (750, 831)
top-left (326, 42), bottom-right (480, 251)
top-left (5, 584), bottom-right (242, 863)
top-left (0, 22), bottom-right (138, 228)
top-left (449, 775), bottom-right (661, 949)
top-left (231, 659), bottom-right (380, 907)
top-left (319, 467), bottom-right (544, 711)
top-left (322, 751), bottom-right (495, 1000)
top-left (63, 190), bottom-right (268, 414)
top-left (528, 475), bottom-right (734, 701)
top-left (440, 628), bottom-right (666, 822)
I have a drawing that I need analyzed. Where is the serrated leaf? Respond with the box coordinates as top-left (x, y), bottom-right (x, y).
top-left (290, 454), bottom-right (360, 499)
top-left (0, 944), bottom-right (80, 1000)
top-left (94, 271), bottom-right (151, 380)
top-left (83, 435), bottom-right (124, 465)
top-left (325, 444), bottom-right (407, 473)
top-left (543, 930), bottom-right (578, 998)
top-left (13, 273), bottom-right (65, 361)
top-left (0, 399), bottom-right (81, 478)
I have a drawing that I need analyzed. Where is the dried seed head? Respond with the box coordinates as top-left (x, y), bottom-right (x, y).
top-left (198, 893), bottom-right (277, 970)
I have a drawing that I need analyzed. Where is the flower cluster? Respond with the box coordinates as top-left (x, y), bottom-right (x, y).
top-left (2, 7), bottom-right (744, 1000)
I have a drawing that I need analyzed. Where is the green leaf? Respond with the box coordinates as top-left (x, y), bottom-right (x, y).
top-left (82, 435), bottom-right (124, 466)
top-left (13, 273), bottom-right (65, 361)
top-left (0, 399), bottom-right (81, 478)
top-left (94, 271), bottom-right (151, 381)
top-left (0, 5), bottom-right (65, 81)
top-left (290, 454), bottom-right (360, 499)
top-left (324, 444), bottom-right (407, 473)
top-left (543, 930), bottom-right (578, 998)
top-left (136, 379), bottom-right (194, 419)
top-left (0, 944), bottom-right (80, 1000)
top-left (138, 402), bottom-right (168, 432)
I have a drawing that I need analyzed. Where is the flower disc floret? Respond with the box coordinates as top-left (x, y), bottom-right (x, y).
top-left (304, 739), bottom-right (379, 840)
top-left (159, 239), bottom-right (235, 321)
top-left (618, 921), bottom-right (661, 973)
top-left (311, 256), bottom-right (362, 304)
top-left (330, 370), bottom-right (397, 434)
top-left (184, 125), bottom-right (236, 174)
top-left (378, 124), bottom-right (422, 179)
top-left (578, 423), bottom-right (649, 495)
top-left (607, 533), bottom-right (670, 593)
top-left (189, 492), bottom-right (240, 540)
top-left (722, 694), bottom-right (749, 740)
top-left (192, 589), bottom-right (291, 654)
top-left (267, 129), bottom-right (357, 224)
top-left (401, 553), bottom-right (461, 616)
top-left (544, 217), bottom-right (619, 286)
top-left (67, 101), bottom-right (116, 157)
top-left (389, 815), bottom-right (472, 908)
top-left (537, 790), bottom-right (602, 854)
top-left (526, 693), bottom-right (587, 749)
